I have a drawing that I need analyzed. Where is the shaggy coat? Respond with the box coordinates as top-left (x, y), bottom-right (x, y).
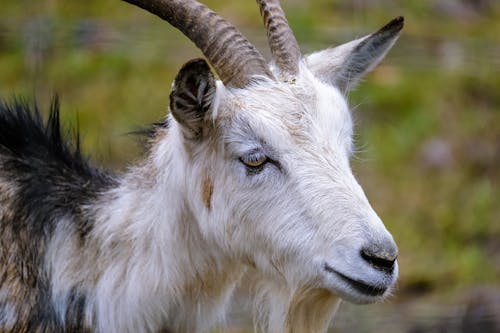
top-left (0, 99), bottom-right (115, 331)
top-left (0, 1), bottom-right (403, 332)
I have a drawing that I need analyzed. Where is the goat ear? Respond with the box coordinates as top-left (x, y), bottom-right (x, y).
top-left (170, 58), bottom-right (216, 140)
top-left (305, 16), bottom-right (403, 92)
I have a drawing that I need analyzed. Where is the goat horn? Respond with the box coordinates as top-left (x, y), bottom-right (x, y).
top-left (257, 0), bottom-right (301, 79)
top-left (122, 0), bottom-right (275, 88)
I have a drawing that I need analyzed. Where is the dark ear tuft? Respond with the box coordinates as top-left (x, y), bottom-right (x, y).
top-left (170, 58), bottom-right (216, 140)
top-left (377, 16), bottom-right (404, 35)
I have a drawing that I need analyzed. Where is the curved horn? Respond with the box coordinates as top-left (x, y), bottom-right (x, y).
top-left (123, 0), bottom-right (274, 88)
top-left (257, 0), bottom-right (301, 79)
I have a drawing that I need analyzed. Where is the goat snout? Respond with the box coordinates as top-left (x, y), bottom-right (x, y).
top-left (360, 242), bottom-right (398, 273)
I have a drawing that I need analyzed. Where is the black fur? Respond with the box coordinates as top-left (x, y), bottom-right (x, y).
top-left (0, 97), bottom-right (115, 235)
top-left (0, 97), bottom-right (116, 332)
top-left (129, 118), bottom-right (170, 151)
top-left (132, 119), bottom-right (170, 137)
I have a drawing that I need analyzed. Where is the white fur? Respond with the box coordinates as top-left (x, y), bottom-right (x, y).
top-left (0, 292), bottom-right (17, 331)
top-left (44, 31), bottom-right (400, 333)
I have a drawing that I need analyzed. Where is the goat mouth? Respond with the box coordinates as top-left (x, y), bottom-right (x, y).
top-left (323, 264), bottom-right (387, 297)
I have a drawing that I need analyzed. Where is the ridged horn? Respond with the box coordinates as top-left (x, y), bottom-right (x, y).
top-left (122, 0), bottom-right (275, 88)
top-left (257, 0), bottom-right (301, 79)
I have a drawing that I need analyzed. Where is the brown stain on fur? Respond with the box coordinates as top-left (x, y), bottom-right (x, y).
top-left (202, 174), bottom-right (213, 210)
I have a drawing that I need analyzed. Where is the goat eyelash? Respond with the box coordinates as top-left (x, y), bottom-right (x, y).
top-left (239, 152), bottom-right (268, 170)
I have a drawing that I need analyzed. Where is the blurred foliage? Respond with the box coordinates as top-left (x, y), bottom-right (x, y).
top-left (0, 0), bottom-right (499, 330)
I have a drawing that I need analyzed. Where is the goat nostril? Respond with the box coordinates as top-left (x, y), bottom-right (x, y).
top-left (360, 248), bottom-right (397, 273)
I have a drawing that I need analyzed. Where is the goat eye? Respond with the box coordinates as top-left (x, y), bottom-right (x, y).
top-left (240, 153), bottom-right (268, 169)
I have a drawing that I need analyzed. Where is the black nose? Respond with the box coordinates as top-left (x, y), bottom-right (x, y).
top-left (361, 247), bottom-right (397, 273)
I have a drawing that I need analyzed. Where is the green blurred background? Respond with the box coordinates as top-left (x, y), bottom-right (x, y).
top-left (1, 0), bottom-right (499, 332)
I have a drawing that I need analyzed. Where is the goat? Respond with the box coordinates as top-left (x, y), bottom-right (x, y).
top-left (0, 0), bottom-right (403, 332)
